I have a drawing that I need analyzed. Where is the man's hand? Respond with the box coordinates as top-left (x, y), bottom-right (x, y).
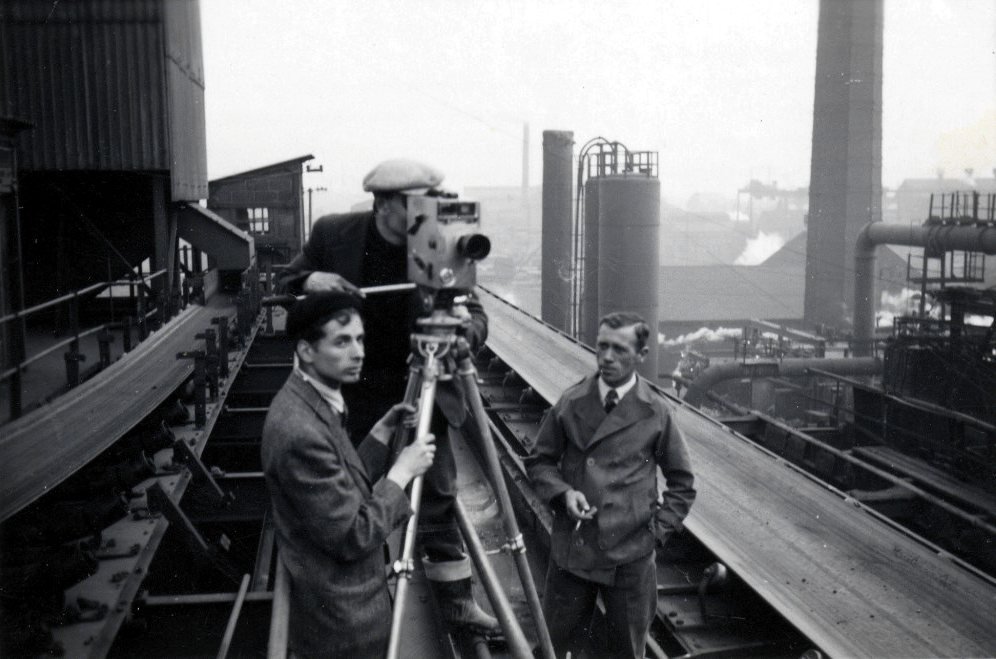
top-left (369, 403), bottom-right (417, 446)
top-left (303, 271), bottom-right (364, 296)
top-left (450, 304), bottom-right (472, 325)
top-left (387, 432), bottom-right (436, 489)
top-left (564, 489), bottom-right (597, 521)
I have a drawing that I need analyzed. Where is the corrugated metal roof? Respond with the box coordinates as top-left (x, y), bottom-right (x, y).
top-left (662, 230), bottom-right (910, 322)
top-left (209, 155), bottom-right (315, 183)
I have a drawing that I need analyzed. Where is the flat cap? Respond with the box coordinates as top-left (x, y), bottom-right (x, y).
top-left (362, 158), bottom-right (444, 193)
top-left (285, 291), bottom-right (363, 342)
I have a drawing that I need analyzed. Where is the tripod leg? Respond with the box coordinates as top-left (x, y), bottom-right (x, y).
top-left (456, 351), bottom-right (557, 659)
top-left (386, 354), bottom-right (440, 659)
top-left (453, 498), bottom-right (534, 659)
top-left (388, 360), bottom-right (424, 463)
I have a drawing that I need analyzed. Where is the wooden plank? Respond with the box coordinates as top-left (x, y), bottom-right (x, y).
top-left (0, 298), bottom-right (237, 522)
top-left (479, 288), bottom-right (996, 658)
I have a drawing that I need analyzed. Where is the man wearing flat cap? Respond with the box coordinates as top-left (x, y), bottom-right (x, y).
top-left (261, 291), bottom-right (438, 657)
top-left (277, 160), bottom-right (499, 634)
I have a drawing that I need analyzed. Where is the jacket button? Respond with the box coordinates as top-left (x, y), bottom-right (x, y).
top-left (586, 457), bottom-right (595, 467)
top-left (575, 537), bottom-right (584, 547)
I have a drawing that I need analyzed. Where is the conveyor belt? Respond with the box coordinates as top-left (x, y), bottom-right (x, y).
top-left (478, 287), bottom-right (996, 658)
top-left (0, 298), bottom-right (236, 522)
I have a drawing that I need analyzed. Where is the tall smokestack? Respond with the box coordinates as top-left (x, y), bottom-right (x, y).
top-left (804, 0), bottom-right (883, 329)
top-left (542, 130), bottom-right (574, 332)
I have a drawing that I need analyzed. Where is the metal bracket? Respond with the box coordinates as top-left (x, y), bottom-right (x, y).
top-left (176, 350), bottom-right (207, 427)
top-left (172, 439), bottom-right (235, 508)
top-left (392, 558), bottom-right (415, 577)
top-left (502, 534), bottom-right (526, 554)
top-left (145, 482), bottom-right (240, 585)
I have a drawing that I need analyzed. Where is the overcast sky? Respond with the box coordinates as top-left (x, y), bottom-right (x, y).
top-left (201, 0), bottom-right (995, 212)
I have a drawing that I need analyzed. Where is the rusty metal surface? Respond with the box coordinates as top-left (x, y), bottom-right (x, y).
top-left (479, 287), bottom-right (996, 658)
top-left (0, 298), bottom-right (235, 522)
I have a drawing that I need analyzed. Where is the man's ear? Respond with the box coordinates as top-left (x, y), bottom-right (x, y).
top-left (296, 339), bottom-right (314, 365)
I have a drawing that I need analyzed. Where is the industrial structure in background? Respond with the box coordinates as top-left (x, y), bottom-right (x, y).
top-left (207, 155), bottom-right (314, 272)
top-left (2, 0), bottom-right (996, 657)
top-left (804, 0), bottom-right (883, 330)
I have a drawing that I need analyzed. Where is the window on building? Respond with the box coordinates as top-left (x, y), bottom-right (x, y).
top-left (248, 207), bottom-right (270, 233)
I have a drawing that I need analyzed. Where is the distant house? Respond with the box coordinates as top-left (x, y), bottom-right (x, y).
top-left (208, 155), bottom-right (314, 271)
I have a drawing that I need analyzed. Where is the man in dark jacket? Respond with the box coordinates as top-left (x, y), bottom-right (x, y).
top-left (261, 291), bottom-right (437, 657)
top-left (527, 311), bottom-right (696, 659)
top-left (275, 159), bottom-right (499, 634)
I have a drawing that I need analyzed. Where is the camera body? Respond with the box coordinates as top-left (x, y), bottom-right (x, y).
top-left (406, 192), bottom-right (491, 290)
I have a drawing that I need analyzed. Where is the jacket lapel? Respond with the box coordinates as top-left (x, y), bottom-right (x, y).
top-left (569, 376), bottom-right (605, 450)
top-left (286, 373), bottom-right (372, 487)
top-left (585, 376), bottom-right (655, 449)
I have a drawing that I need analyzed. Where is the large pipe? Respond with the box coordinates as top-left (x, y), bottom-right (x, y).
top-left (541, 130), bottom-right (574, 333)
top-left (682, 357), bottom-right (881, 407)
top-left (853, 222), bottom-right (996, 356)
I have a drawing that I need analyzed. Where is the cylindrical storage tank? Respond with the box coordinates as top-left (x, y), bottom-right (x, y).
top-left (580, 178), bottom-right (600, 346)
top-left (541, 130), bottom-right (574, 333)
top-left (597, 174), bottom-right (661, 381)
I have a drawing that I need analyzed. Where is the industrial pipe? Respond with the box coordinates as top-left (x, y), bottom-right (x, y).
top-left (853, 222), bottom-right (996, 356)
top-left (681, 357), bottom-right (881, 407)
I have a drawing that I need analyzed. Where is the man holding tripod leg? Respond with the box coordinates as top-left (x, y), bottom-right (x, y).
top-left (261, 291), bottom-right (436, 657)
top-left (276, 159), bottom-right (500, 636)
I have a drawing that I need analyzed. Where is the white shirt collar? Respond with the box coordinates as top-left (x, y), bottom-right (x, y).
top-left (293, 355), bottom-right (346, 415)
top-left (598, 372), bottom-right (637, 405)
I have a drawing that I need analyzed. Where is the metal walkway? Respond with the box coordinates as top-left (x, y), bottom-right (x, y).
top-left (0, 297), bottom-right (236, 522)
top-left (479, 287), bottom-right (996, 658)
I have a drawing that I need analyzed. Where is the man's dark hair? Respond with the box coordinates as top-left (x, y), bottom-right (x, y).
top-left (285, 291), bottom-right (363, 343)
top-left (598, 311), bottom-right (650, 351)
top-left (297, 308), bottom-right (356, 344)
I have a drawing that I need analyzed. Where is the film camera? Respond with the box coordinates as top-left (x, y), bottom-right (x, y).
top-left (405, 190), bottom-right (491, 290)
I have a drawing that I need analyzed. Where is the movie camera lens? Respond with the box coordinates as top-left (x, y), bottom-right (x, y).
top-left (457, 234), bottom-right (491, 260)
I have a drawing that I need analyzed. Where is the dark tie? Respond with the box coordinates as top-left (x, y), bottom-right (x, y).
top-left (604, 388), bottom-right (619, 414)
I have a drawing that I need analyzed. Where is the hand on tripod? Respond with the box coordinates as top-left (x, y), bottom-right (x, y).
top-left (386, 429), bottom-right (436, 490)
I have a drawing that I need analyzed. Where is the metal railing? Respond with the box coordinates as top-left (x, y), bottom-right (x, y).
top-left (0, 268), bottom-right (195, 422)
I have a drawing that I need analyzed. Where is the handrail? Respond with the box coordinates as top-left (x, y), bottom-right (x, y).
top-left (0, 324), bottom-right (107, 381)
top-left (0, 269), bottom-right (167, 326)
top-left (0, 267), bottom-right (178, 422)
